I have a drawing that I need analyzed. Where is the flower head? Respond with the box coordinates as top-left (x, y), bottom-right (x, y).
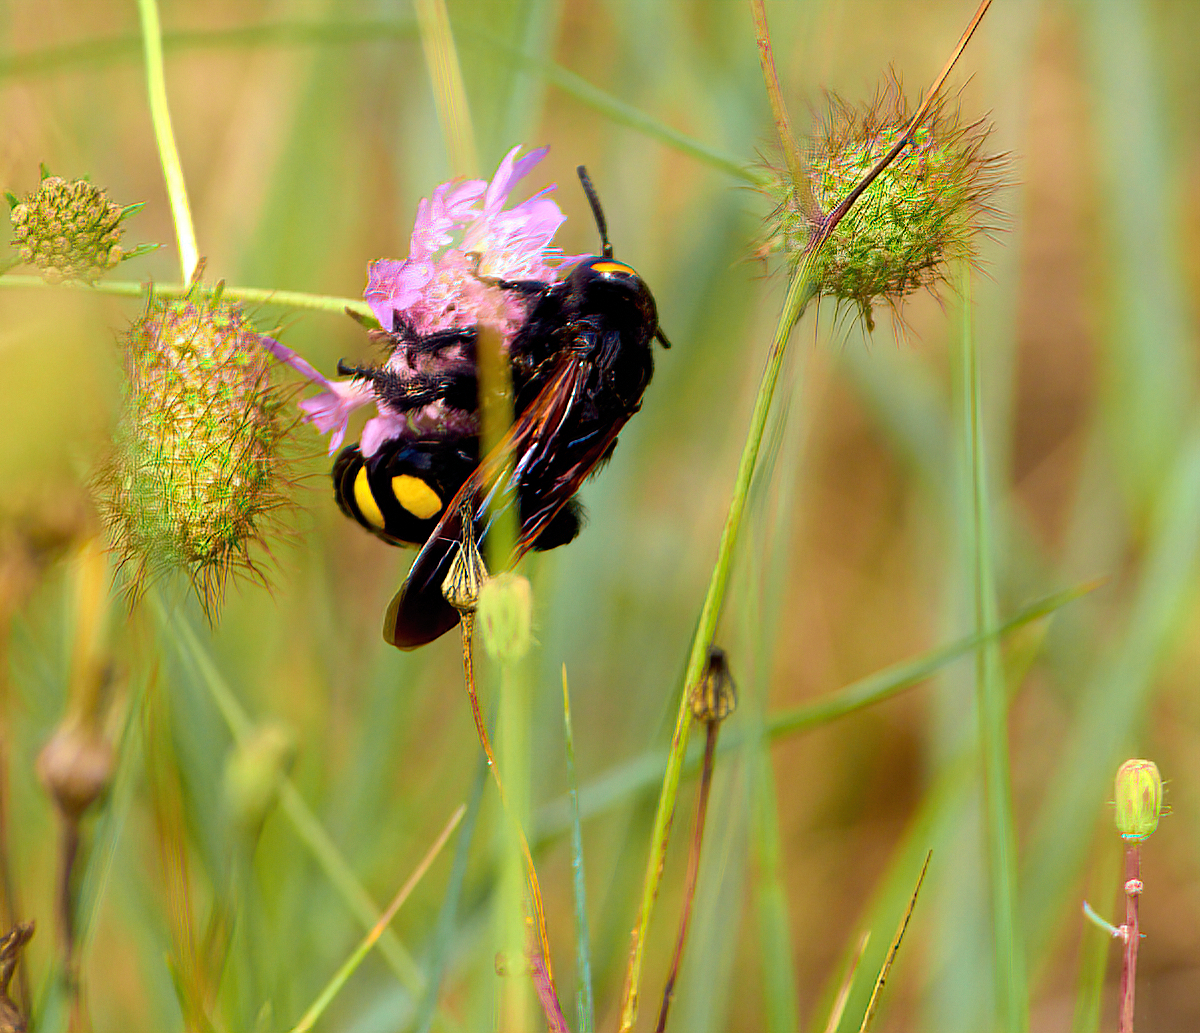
top-left (273, 146), bottom-right (577, 457)
top-left (7, 168), bottom-right (149, 284)
top-left (1115, 759), bottom-right (1163, 842)
top-left (95, 287), bottom-right (291, 610)
top-left (759, 77), bottom-right (1004, 330)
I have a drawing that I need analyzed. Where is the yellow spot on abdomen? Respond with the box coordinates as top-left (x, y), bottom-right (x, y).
top-left (592, 261), bottom-right (635, 276)
top-left (353, 467), bottom-right (386, 529)
top-left (392, 474), bottom-right (442, 520)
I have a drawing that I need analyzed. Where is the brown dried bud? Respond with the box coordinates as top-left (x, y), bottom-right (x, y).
top-left (690, 647), bottom-right (737, 723)
top-left (36, 721), bottom-right (113, 820)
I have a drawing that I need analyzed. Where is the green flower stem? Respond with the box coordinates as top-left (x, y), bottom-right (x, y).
top-left (561, 667), bottom-right (595, 1033)
top-left (618, 264), bottom-right (816, 1033)
top-left (961, 269), bottom-right (1028, 1030)
top-left (136, 0), bottom-right (199, 283)
top-left (290, 804), bottom-right (465, 1033)
top-left (0, 274), bottom-right (371, 318)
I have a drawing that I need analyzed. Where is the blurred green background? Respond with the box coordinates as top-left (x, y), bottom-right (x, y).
top-left (3, 1), bottom-right (1200, 1030)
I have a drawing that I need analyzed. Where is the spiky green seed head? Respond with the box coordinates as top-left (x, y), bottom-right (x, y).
top-left (8, 174), bottom-right (139, 284)
top-left (477, 572), bottom-right (533, 661)
top-left (759, 79), bottom-right (1003, 330)
top-left (95, 290), bottom-right (291, 611)
top-left (1114, 759), bottom-right (1162, 842)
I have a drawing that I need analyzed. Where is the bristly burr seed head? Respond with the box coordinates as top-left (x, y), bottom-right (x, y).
top-left (94, 289), bottom-right (291, 611)
top-left (8, 172), bottom-right (143, 285)
top-left (758, 76), bottom-right (1005, 330)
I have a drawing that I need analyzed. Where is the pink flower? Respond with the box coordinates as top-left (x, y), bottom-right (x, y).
top-left (270, 147), bottom-right (578, 457)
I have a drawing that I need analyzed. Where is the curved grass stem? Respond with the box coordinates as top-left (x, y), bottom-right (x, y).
top-left (135, 0), bottom-right (199, 283)
top-left (618, 264), bottom-right (816, 1033)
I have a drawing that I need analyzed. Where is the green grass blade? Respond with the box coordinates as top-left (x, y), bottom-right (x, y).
top-left (533, 581), bottom-right (1097, 843)
top-left (290, 804), bottom-right (464, 1033)
top-left (561, 667), bottom-right (595, 1033)
top-left (415, 756), bottom-right (488, 1033)
top-left (960, 269), bottom-right (1027, 1030)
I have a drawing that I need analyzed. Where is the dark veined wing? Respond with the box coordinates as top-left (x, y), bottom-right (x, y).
top-left (383, 348), bottom-right (627, 649)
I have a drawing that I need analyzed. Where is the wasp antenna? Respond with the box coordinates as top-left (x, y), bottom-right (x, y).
top-left (577, 166), bottom-right (613, 258)
top-left (655, 328), bottom-right (672, 349)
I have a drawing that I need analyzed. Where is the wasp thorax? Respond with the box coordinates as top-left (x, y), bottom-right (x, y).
top-left (95, 291), bottom-right (289, 609)
top-left (759, 78), bottom-right (1003, 330)
top-left (9, 174), bottom-right (137, 284)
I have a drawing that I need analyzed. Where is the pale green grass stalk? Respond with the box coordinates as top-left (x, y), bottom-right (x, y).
top-left (290, 804), bottom-right (464, 1033)
top-left (1072, 834), bottom-right (1120, 1032)
top-left (135, 0), bottom-right (198, 283)
top-left (416, 0), bottom-right (478, 178)
top-left (562, 667), bottom-right (595, 1033)
top-left (960, 269), bottom-right (1027, 1030)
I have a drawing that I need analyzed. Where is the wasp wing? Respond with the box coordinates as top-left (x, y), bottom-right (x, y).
top-left (384, 347), bottom-right (632, 649)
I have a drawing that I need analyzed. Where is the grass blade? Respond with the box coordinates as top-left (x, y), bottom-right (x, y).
top-left (858, 851), bottom-right (932, 1033)
top-left (290, 804), bottom-right (465, 1033)
top-left (960, 268), bottom-right (1027, 1029)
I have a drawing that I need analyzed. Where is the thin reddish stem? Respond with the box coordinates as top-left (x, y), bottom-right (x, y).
top-left (1119, 844), bottom-right (1141, 1033)
top-left (655, 720), bottom-right (720, 1033)
top-left (458, 614), bottom-right (562, 1014)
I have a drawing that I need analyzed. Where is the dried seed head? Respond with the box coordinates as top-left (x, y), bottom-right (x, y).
top-left (442, 523), bottom-right (489, 614)
top-left (7, 172), bottom-right (144, 284)
top-left (690, 647), bottom-right (737, 723)
top-left (94, 288), bottom-right (292, 612)
top-left (758, 76), bottom-right (1004, 330)
top-left (1114, 759), bottom-right (1162, 842)
top-left (477, 573), bottom-right (533, 661)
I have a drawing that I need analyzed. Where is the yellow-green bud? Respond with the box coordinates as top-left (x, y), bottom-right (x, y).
top-left (7, 173), bottom-right (144, 284)
top-left (1114, 759), bottom-right (1162, 842)
top-left (223, 722), bottom-right (296, 829)
top-left (95, 289), bottom-right (291, 611)
top-left (477, 573), bottom-right (533, 661)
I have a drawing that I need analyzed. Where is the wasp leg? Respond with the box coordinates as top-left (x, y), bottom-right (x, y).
top-left (337, 362), bottom-right (478, 413)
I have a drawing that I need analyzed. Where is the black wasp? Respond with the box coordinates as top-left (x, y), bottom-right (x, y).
top-left (333, 166), bottom-right (669, 648)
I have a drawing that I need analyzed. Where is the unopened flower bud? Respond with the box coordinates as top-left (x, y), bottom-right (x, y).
top-left (37, 721), bottom-right (113, 820)
top-left (7, 172), bottom-right (145, 284)
top-left (94, 289), bottom-right (291, 610)
top-left (477, 573), bottom-right (533, 661)
top-left (690, 647), bottom-right (736, 723)
top-left (1115, 759), bottom-right (1162, 842)
top-left (223, 722), bottom-right (296, 829)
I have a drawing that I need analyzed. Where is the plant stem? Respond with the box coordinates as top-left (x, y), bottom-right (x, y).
top-left (562, 667), bottom-right (595, 1033)
top-left (656, 718), bottom-right (720, 1033)
top-left (415, 0), bottom-right (478, 179)
top-left (618, 265), bottom-right (815, 1032)
top-left (1119, 845), bottom-right (1142, 1033)
top-left (0, 275), bottom-right (372, 318)
top-left (135, 0), bottom-right (199, 283)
